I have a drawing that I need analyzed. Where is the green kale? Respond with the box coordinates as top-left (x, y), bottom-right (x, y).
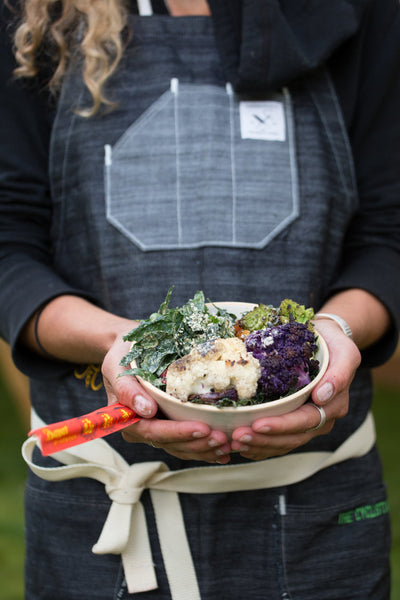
top-left (120, 287), bottom-right (236, 387)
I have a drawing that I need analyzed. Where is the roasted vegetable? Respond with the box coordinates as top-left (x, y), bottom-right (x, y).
top-left (278, 299), bottom-right (315, 328)
top-left (244, 321), bottom-right (319, 401)
top-left (166, 337), bottom-right (261, 402)
top-left (238, 303), bottom-right (280, 332)
top-left (237, 298), bottom-right (314, 334)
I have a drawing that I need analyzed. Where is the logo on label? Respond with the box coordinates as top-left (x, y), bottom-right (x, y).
top-left (240, 101), bottom-right (286, 141)
top-left (74, 364), bottom-right (104, 391)
top-left (338, 500), bottom-right (389, 525)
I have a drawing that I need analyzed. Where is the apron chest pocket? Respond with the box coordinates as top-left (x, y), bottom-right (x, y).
top-left (105, 80), bottom-right (300, 251)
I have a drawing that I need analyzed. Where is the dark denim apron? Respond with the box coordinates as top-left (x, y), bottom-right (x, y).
top-left (25, 9), bottom-right (391, 600)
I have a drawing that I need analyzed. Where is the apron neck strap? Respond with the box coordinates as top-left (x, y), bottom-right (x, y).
top-left (137, 0), bottom-right (154, 16)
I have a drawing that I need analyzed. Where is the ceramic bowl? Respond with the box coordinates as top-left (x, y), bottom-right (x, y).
top-left (133, 302), bottom-right (329, 435)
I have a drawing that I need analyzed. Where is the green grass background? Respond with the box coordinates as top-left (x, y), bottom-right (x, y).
top-left (0, 375), bottom-right (399, 599)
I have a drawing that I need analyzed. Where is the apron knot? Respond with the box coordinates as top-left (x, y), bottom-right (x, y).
top-left (105, 461), bottom-right (168, 504)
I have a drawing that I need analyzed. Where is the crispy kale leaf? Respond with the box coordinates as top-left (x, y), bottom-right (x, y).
top-left (120, 287), bottom-right (236, 387)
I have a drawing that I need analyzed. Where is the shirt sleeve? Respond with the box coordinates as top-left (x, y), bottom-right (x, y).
top-left (0, 6), bottom-right (98, 378)
top-left (327, 0), bottom-right (400, 367)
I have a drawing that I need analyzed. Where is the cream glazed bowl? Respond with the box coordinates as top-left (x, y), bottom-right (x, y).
top-left (132, 302), bottom-right (329, 436)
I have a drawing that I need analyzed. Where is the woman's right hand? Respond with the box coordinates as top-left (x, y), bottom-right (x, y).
top-left (101, 331), bottom-right (232, 464)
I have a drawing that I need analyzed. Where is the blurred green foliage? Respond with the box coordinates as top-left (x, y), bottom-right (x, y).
top-left (373, 384), bottom-right (400, 599)
top-left (0, 375), bottom-right (26, 600)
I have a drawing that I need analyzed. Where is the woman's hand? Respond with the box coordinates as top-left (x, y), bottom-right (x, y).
top-left (101, 326), bottom-right (158, 418)
top-left (230, 319), bottom-right (361, 461)
top-left (121, 418), bottom-right (232, 464)
top-left (101, 331), bottom-right (232, 464)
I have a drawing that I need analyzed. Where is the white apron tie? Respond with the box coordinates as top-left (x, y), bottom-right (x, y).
top-left (22, 410), bottom-right (376, 599)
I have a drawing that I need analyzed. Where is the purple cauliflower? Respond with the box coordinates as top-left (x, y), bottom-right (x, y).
top-left (244, 321), bottom-right (319, 401)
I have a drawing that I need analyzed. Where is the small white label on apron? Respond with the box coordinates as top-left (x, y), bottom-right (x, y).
top-left (240, 101), bottom-right (286, 141)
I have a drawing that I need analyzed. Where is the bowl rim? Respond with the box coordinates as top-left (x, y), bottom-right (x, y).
top-left (133, 301), bottom-right (330, 414)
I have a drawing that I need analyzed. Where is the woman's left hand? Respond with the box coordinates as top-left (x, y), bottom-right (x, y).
top-left (230, 319), bottom-right (361, 460)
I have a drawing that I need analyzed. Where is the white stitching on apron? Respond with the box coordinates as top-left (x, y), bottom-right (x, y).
top-left (171, 78), bottom-right (182, 245)
top-left (226, 82), bottom-right (237, 243)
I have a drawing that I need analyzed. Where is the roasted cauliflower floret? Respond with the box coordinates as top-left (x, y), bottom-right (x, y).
top-left (165, 337), bottom-right (261, 401)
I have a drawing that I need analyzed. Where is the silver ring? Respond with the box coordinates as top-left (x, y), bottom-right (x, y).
top-left (307, 404), bottom-right (327, 432)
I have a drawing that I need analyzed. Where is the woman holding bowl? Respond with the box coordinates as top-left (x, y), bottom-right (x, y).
top-left (1, 0), bottom-right (399, 598)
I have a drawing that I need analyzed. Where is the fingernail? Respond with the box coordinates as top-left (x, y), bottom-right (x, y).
top-left (317, 382), bottom-right (334, 404)
top-left (255, 426), bottom-right (271, 434)
top-left (208, 438), bottom-right (219, 448)
top-left (215, 449), bottom-right (226, 456)
top-left (192, 431), bottom-right (207, 439)
top-left (134, 394), bottom-right (153, 416)
top-left (239, 434), bottom-right (252, 443)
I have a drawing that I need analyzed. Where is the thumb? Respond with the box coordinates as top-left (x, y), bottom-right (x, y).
top-left (312, 323), bottom-right (361, 406)
top-left (113, 370), bottom-right (158, 418)
top-left (102, 339), bottom-right (158, 418)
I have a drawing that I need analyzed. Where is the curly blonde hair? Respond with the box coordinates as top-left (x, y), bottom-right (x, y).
top-left (11, 0), bottom-right (128, 116)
